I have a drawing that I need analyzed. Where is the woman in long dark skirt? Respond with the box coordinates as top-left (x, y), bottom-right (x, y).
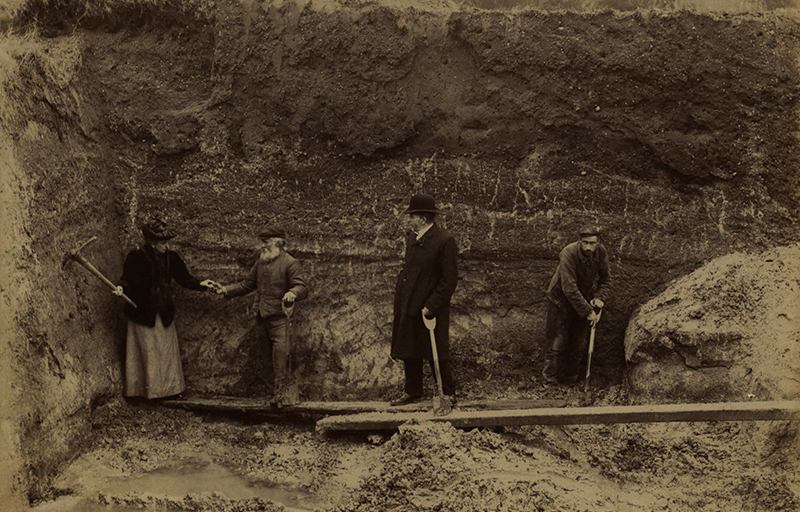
top-left (115, 218), bottom-right (219, 399)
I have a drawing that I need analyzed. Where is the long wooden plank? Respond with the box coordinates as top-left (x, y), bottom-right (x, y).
top-left (160, 396), bottom-right (567, 416)
top-left (316, 400), bottom-right (800, 434)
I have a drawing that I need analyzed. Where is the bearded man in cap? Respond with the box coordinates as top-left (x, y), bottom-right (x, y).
top-left (217, 225), bottom-right (308, 406)
top-left (390, 194), bottom-right (459, 406)
top-left (541, 224), bottom-right (611, 385)
top-left (115, 218), bottom-right (220, 399)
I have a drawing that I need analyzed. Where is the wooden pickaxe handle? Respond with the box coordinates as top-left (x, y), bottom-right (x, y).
top-left (70, 252), bottom-right (138, 308)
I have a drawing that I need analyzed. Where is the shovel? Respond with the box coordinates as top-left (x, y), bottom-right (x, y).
top-left (277, 297), bottom-right (300, 407)
top-left (422, 312), bottom-right (452, 416)
top-left (584, 306), bottom-right (603, 392)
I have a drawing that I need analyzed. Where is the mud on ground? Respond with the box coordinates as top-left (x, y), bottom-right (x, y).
top-left (41, 385), bottom-right (799, 512)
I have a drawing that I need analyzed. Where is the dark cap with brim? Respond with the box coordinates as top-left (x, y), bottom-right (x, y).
top-left (259, 225), bottom-right (286, 239)
top-left (579, 224), bottom-right (601, 237)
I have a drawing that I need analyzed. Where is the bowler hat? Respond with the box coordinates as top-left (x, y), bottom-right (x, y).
top-left (404, 194), bottom-right (441, 214)
top-left (259, 225), bottom-right (286, 240)
top-left (142, 218), bottom-right (175, 240)
top-left (579, 224), bottom-right (601, 237)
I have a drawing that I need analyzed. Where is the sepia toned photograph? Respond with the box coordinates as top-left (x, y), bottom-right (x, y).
top-left (1, 0), bottom-right (798, 510)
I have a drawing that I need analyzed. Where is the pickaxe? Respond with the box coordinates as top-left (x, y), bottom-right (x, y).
top-left (63, 236), bottom-right (137, 308)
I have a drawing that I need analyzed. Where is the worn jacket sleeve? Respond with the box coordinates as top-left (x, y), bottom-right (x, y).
top-left (169, 251), bottom-right (206, 291)
top-left (118, 251), bottom-right (136, 291)
top-left (559, 250), bottom-right (594, 318)
top-left (223, 263), bottom-right (259, 298)
top-left (285, 259), bottom-right (309, 301)
top-left (594, 247), bottom-right (612, 302)
top-left (424, 235), bottom-right (458, 315)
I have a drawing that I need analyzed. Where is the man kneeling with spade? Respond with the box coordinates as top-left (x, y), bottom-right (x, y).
top-left (542, 224), bottom-right (611, 386)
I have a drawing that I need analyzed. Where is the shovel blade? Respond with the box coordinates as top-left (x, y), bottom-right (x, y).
top-left (432, 396), bottom-right (452, 416)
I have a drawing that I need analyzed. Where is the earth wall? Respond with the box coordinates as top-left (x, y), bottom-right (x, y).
top-left (3, 0), bottom-right (800, 505)
top-left (77, 0), bottom-right (800, 399)
top-left (0, 35), bottom-right (127, 503)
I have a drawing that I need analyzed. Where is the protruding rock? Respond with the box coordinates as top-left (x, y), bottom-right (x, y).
top-left (626, 244), bottom-right (800, 403)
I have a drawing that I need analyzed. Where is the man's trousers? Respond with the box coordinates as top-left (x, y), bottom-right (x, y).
top-left (255, 314), bottom-right (298, 402)
top-left (401, 358), bottom-right (457, 397)
top-left (542, 301), bottom-right (590, 382)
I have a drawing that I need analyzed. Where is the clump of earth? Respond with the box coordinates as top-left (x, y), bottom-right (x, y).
top-left (626, 244), bottom-right (800, 403)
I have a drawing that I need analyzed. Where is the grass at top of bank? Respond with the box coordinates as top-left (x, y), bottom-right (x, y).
top-left (8, 0), bottom-right (216, 33)
top-left (7, 0), bottom-right (800, 29)
top-left (462, 0), bottom-right (799, 11)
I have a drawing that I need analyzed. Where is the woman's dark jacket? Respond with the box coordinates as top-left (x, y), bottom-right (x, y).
top-left (119, 244), bottom-right (205, 327)
top-left (391, 224), bottom-right (459, 360)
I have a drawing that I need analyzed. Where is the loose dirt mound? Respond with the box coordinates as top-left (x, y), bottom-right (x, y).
top-left (626, 244), bottom-right (800, 403)
top-left (335, 418), bottom-right (800, 511)
top-left (45, 400), bottom-right (799, 512)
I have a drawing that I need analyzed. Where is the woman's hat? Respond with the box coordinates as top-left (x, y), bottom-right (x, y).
top-left (142, 218), bottom-right (176, 240)
top-left (404, 194), bottom-right (441, 214)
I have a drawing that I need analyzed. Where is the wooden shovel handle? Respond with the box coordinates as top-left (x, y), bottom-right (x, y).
top-left (584, 307), bottom-right (602, 391)
top-left (423, 311), bottom-right (451, 416)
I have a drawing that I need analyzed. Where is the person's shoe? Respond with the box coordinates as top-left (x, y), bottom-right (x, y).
top-left (390, 393), bottom-right (424, 406)
top-left (445, 395), bottom-right (458, 407)
top-left (562, 374), bottom-right (580, 384)
top-left (275, 387), bottom-right (301, 408)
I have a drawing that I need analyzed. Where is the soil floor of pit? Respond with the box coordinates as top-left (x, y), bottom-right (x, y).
top-left (27, 384), bottom-right (800, 512)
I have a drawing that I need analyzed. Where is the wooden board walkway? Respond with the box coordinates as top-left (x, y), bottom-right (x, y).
top-left (160, 396), bottom-right (567, 416)
top-left (316, 400), bottom-right (800, 434)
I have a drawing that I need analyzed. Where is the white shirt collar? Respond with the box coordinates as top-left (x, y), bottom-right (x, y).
top-left (415, 223), bottom-right (434, 241)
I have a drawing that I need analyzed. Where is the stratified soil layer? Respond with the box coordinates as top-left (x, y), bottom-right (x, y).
top-left (2, 0), bottom-right (800, 507)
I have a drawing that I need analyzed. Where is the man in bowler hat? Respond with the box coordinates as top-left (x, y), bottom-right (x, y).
top-left (541, 224), bottom-right (611, 385)
top-left (217, 225), bottom-right (309, 406)
top-left (390, 194), bottom-right (459, 406)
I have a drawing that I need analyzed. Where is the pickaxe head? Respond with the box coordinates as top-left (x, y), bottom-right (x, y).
top-left (62, 236), bottom-right (97, 270)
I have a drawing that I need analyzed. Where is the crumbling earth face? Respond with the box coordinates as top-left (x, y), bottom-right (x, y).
top-left (626, 244), bottom-right (800, 403)
top-left (40, 394), bottom-right (800, 512)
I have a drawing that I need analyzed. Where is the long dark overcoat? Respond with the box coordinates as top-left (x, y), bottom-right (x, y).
top-left (391, 224), bottom-right (458, 360)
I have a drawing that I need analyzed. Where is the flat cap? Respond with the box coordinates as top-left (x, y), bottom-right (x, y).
top-left (579, 224), bottom-right (601, 237)
top-left (259, 225), bottom-right (286, 239)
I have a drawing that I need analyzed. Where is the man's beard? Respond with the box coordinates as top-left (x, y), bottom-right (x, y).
top-left (260, 247), bottom-right (281, 262)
